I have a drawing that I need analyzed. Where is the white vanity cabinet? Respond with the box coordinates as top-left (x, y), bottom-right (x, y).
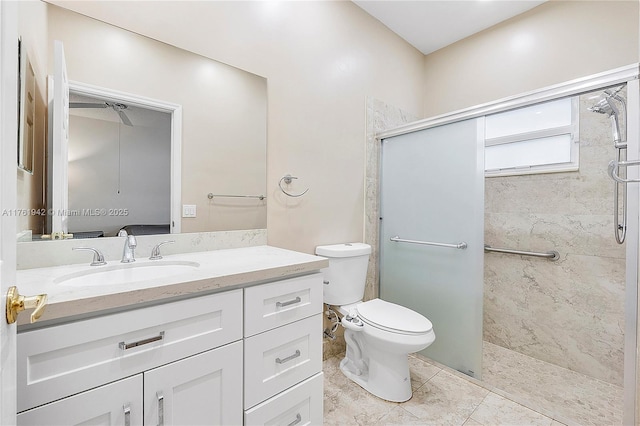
top-left (17, 343), bottom-right (243, 426)
top-left (17, 289), bottom-right (244, 425)
top-left (16, 269), bottom-right (325, 425)
top-left (243, 273), bottom-right (324, 425)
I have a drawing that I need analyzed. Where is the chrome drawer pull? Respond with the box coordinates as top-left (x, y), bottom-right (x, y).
top-left (119, 331), bottom-right (165, 350)
top-left (276, 296), bottom-right (301, 308)
top-left (288, 413), bottom-right (302, 426)
top-left (276, 349), bottom-right (301, 364)
top-left (123, 404), bottom-right (131, 426)
top-left (157, 391), bottom-right (164, 426)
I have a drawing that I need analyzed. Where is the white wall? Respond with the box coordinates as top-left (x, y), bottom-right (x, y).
top-left (47, 0), bottom-right (426, 254)
top-left (423, 0), bottom-right (639, 116)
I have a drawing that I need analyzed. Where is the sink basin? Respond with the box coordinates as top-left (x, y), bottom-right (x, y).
top-left (54, 260), bottom-right (201, 287)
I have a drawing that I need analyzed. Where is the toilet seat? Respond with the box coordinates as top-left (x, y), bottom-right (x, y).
top-left (356, 299), bottom-right (432, 336)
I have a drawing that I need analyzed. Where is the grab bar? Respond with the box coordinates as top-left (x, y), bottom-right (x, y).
top-left (390, 236), bottom-right (467, 250)
top-left (484, 245), bottom-right (560, 261)
top-left (608, 159), bottom-right (640, 184)
top-left (207, 193), bottom-right (266, 200)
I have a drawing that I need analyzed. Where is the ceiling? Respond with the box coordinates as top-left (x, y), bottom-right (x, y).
top-left (352, 0), bottom-right (547, 55)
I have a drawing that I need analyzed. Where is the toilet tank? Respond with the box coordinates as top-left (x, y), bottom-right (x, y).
top-left (315, 243), bottom-right (371, 306)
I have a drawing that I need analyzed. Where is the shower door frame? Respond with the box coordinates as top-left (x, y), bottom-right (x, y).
top-left (375, 63), bottom-right (640, 425)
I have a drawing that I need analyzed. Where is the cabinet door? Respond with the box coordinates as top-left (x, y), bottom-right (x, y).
top-left (17, 374), bottom-right (142, 426)
top-left (144, 341), bottom-right (242, 426)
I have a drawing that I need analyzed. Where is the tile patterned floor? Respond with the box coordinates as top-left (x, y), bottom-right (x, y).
top-left (324, 355), bottom-right (567, 426)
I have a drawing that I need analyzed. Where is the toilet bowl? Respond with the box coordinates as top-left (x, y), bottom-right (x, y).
top-left (338, 298), bottom-right (435, 402)
top-left (315, 243), bottom-right (436, 402)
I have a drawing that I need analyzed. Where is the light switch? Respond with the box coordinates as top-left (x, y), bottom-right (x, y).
top-left (182, 204), bottom-right (197, 218)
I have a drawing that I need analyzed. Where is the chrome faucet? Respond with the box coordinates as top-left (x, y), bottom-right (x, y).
top-left (121, 234), bottom-right (137, 263)
top-left (150, 240), bottom-right (175, 260)
top-left (73, 247), bottom-right (107, 266)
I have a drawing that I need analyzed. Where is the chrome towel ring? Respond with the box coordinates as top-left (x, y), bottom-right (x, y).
top-left (278, 174), bottom-right (309, 197)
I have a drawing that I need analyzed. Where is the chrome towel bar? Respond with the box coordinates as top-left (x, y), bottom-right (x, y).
top-left (484, 245), bottom-right (560, 261)
top-left (390, 236), bottom-right (467, 250)
top-left (207, 193), bottom-right (266, 200)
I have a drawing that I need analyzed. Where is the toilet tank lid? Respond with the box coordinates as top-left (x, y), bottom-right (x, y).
top-left (315, 243), bottom-right (371, 257)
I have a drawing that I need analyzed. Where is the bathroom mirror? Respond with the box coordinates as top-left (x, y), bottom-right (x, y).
top-left (16, 1), bottom-right (267, 241)
top-left (17, 37), bottom-right (35, 174)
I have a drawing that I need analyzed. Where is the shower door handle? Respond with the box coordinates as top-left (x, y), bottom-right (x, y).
top-left (390, 236), bottom-right (467, 249)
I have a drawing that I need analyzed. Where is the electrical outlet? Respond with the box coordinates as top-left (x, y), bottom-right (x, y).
top-left (182, 204), bottom-right (197, 218)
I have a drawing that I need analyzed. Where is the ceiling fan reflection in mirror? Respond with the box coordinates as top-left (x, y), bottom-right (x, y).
top-left (69, 101), bottom-right (133, 126)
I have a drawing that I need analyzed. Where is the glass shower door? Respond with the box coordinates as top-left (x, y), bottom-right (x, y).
top-left (380, 118), bottom-right (485, 378)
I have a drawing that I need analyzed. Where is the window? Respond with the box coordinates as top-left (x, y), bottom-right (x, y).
top-left (484, 97), bottom-right (579, 177)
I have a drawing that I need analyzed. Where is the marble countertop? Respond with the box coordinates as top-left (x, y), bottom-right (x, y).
top-left (17, 245), bottom-right (328, 328)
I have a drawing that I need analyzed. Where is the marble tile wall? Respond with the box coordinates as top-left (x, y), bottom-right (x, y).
top-left (323, 97), bottom-right (418, 360)
top-left (484, 90), bottom-right (626, 386)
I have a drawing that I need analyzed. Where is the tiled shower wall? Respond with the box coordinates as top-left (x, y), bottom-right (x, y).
top-left (483, 90), bottom-right (626, 386)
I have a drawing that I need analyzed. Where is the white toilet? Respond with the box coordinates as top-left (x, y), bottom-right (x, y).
top-left (316, 242), bottom-right (435, 402)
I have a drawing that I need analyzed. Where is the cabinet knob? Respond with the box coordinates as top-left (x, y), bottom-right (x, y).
top-left (6, 286), bottom-right (47, 324)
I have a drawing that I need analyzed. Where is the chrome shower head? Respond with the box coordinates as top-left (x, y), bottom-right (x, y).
top-left (589, 88), bottom-right (625, 148)
top-left (588, 98), bottom-right (615, 116)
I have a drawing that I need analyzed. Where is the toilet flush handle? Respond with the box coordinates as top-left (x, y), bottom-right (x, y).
top-left (342, 313), bottom-right (364, 331)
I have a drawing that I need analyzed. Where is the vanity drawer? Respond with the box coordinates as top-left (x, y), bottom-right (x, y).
top-left (244, 372), bottom-right (323, 426)
top-left (244, 314), bottom-right (322, 409)
top-left (18, 289), bottom-right (243, 412)
top-left (244, 273), bottom-right (323, 336)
